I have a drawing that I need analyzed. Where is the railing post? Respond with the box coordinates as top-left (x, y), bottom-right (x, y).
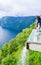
top-left (26, 42), bottom-right (29, 49)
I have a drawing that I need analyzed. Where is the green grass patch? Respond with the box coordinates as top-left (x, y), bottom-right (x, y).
top-left (26, 50), bottom-right (41, 65)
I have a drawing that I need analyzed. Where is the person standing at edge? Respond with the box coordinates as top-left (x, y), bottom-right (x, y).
top-left (35, 16), bottom-right (41, 29)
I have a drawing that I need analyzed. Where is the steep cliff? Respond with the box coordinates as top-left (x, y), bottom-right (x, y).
top-left (1, 16), bottom-right (36, 31)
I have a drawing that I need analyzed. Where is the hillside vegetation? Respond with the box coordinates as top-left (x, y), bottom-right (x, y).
top-left (26, 50), bottom-right (41, 65)
top-left (0, 22), bottom-right (36, 65)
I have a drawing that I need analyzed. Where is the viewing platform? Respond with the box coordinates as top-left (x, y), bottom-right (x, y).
top-left (26, 29), bottom-right (41, 52)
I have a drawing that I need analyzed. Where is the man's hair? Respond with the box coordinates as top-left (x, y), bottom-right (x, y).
top-left (36, 16), bottom-right (40, 19)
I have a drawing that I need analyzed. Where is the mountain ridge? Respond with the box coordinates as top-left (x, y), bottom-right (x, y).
top-left (0, 16), bottom-right (36, 31)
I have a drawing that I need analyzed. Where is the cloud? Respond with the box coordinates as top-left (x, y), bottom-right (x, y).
top-left (0, 0), bottom-right (41, 17)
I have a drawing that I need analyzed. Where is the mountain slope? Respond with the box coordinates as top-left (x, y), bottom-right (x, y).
top-left (1, 16), bottom-right (36, 31)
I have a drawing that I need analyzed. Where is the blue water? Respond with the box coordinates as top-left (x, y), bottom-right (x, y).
top-left (0, 16), bottom-right (36, 47)
top-left (0, 26), bottom-right (19, 47)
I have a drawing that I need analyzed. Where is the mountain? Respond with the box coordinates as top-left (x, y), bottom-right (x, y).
top-left (1, 16), bottom-right (36, 31)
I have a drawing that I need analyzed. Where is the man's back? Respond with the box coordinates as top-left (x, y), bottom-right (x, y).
top-left (36, 16), bottom-right (41, 28)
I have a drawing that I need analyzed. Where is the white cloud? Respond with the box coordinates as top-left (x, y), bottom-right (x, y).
top-left (0, 0), bottom-right (41, 17)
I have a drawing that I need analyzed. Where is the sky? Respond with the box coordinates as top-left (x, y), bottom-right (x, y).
top-left (0, 0), bottom-right (41, 17)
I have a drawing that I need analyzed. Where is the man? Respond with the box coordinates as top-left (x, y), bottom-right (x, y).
top-left (35, 16), bottom-right (41, 29)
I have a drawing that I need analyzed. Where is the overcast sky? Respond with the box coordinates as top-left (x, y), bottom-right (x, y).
top-left (0, 0), bottom-right (41, 17)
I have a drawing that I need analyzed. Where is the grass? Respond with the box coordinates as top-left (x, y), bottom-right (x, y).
top-left (26, 50), bottom-right (41, 65)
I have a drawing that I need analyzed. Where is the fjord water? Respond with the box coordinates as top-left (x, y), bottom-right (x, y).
top-left (0, 16), bottom-right (36, 47)
top-left (0, 26), bottom-right (19, 47)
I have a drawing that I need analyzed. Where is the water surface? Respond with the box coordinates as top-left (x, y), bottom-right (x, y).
top-left (0, 26), bottom-right (19, 47)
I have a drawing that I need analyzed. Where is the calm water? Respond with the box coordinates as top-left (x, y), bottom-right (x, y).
top-left (0, 26), bottom-right (19, 47)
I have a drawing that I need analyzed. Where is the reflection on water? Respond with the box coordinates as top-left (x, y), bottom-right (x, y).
top-left (0, 26), bottom-right (19, 47)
